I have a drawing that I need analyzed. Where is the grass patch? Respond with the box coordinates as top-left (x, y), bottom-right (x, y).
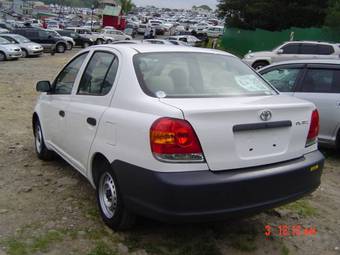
top-left (31, 230), bottom-right (64, 252)
top-left (229, 233), bottom-right (257, 252)
top-left (2, 230), bottom-right (65, 255)
top-left (5, 239), bottom-right (28, 255)
top-left (125, 226), bottom-right (221, 255)
top-left (86, 207), bottom-right (100, 220)
top-left (281, 199), bottom-right (317, 217)
top-left (281, 244), bottom-right (290, 255)
top-left (87, 241), bottom-right (117, 255)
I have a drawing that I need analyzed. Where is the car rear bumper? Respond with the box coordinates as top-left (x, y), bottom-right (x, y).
top-left (113, 150), bottom-right (324, 222)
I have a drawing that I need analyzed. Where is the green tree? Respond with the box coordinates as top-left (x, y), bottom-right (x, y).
top-left (118, 0), bottom-right (133, 14)
top-left (325, 0), bottom-right (340, 29)
top-left (217, 0), bottom-right (329, 31)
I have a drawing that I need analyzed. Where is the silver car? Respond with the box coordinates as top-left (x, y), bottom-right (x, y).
top-left (0, 37), bottom-right (22, 61)
top-left (244, 41), bottom-right (340, 69)
top-left (0, 34), bottom-right (43, 58)
top-left (259, 59), bottom-right (340, 149)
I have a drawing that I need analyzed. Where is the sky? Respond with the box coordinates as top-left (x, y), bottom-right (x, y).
top-left (133, 0), bottom-right (218, 10)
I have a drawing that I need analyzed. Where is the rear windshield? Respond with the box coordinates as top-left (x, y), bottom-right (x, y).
top-left (133, 52), bottom-right (276, 98)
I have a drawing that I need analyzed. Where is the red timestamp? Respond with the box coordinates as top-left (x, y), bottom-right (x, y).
top-left (264, 225), bottom-right (317, 237)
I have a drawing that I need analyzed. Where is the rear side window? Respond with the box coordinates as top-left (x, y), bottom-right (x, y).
top-left (134, 52), bottom-right (276, 98)
top-left (77, 51), bottom-right (118, 96)
top-left (281, 43), bottom-right (299, 54)
top-left (317, 45), bottom-right (334, 55)
top-left (261, 67), bottom-right (302, 92)
top-left (300, 44), bottom-right (317, 55)
top-left (300, 68), bottom-right (340, 93)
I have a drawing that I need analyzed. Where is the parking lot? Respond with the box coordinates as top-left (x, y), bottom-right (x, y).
top-left (0, 51), bottom-right (339, 255)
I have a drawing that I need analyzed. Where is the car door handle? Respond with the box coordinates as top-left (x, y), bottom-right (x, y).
top-left (87, 117), bottom-right (97, 126)
top-left (59, 110), bottom-right (65, 117)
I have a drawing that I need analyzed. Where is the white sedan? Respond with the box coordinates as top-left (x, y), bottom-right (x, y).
top-left (33, 44), bottom-right (324, 229)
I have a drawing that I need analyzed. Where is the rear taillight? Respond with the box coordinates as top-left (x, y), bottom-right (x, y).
top-left (306, 110), bottom-right (319, 147)
top-left (150, 117), bottom-right (205, 162)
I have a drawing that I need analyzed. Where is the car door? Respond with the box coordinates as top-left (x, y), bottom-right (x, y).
top-left (294, 64), bottom-right (340, 145)
top-left (64, 50), bottom-right (120, 173)
top-left (272, 43), bottom-right (300, 62)
top-left (296, 43), bottom-right (318, 60)
top-left (260, 64), bottom-right (305, 96)
top-left (38, 52), bottom-right (89, 154)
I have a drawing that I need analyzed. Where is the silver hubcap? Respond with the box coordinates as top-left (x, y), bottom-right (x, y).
top-left (99, 172), bottom-right (117, 218)
top-left (35, 125), bottom-right (42, 153)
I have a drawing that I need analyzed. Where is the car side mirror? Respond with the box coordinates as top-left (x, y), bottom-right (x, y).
top-left (277, 49), bottom-right (284, 54)
top-left (36, 80), bottom-right (51, 92)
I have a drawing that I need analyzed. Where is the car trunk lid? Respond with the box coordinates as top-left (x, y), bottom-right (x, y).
top-left (160, 95), bottom-right (314, 171)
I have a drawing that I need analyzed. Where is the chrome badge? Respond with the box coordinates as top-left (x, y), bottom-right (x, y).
top-left (260, 110), bottom-right (272, 121)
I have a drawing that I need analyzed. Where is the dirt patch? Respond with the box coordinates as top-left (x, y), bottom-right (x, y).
top-left (0, 51), bottom-right (339, 255)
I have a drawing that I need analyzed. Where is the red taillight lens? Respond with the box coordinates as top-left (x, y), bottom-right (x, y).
top-left (150, 117), bottom-right (205, 162)
top-left (306, 110), bottom-right (319, 147)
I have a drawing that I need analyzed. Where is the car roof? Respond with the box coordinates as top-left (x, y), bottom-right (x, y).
top-left (284, 40), bottom-right (339, 45)
top-left (0, 33), bottom-right (24, 37)
top-left (259, 59), bottom-right (340, 70)
top-left (90, 44), bottom-right (233, 55)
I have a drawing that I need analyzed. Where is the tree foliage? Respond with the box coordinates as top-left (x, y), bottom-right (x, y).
top-left (118, 0), bottom-right (133, 14)
top-left (217, 0), bottom-right (329, 31)
top-left (325, 0), bottom-right (340, 29)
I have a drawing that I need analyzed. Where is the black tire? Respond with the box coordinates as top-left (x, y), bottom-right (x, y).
top-left (125, 38), bottom-right (131, 40)
top-left (56, 43), bottom-right (66, 53)
top-left (96, 39), bottom-right (104, 45)
top-left (252, 61), bottom-right (269, 70)
top-left (95, 161), bottom-right (136, 230)
top-left (0, 51), bottom-right (6, 61)
top-left (336, 130), bottom-right (340, 151)
top-left (82, 42), bottom-right (90, 48)
top-left (21, 49), bottom-right (28, 58)
top-left (66, 42), bottom-right (73, 50)
top-left (34, 120), bottom-right (54, 161)
top-left (107, 39), bottom-right (113, 44)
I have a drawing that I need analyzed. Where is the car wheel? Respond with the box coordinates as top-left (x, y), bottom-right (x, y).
top-left (107, 39), bottom-right (113, 44)
top-left (21, 49), bottom-right (28, 58)
top-left (34, 120), bottom-right (54, 160)
top-left (56, 43), bottom-right (66, 53)
top-left (252, 61), bottom-right (269, 70)
top-left (83, 42), bottom-right (90, 48)
top-left (125, 38), bottom-right (131, 40)
top-left (96, 162), bottom-right (136, 230)
top-left (96, 39), bottom-right (104, 45)
top-left (0, 51), bottom-right (6, 61)
top-left (66, 42), bottom-right (73, 50)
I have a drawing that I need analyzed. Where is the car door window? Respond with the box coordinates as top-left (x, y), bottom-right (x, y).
top-left (281, 43), bottom-right (299, 54)
top-left (77, 51), bottom-right (118, 96)
top-left (300, 44), bottom-right (317, 55)
top-left (53, 53), bottom-right (88, 94)
top-left (261, 67), bottom-right (302, 92)
top-left (317, 45), bottom-right (334, 55)
top-left (38, 30), bottom-right (49, 39)
top-left (300, 69), bottom-right (336, 93)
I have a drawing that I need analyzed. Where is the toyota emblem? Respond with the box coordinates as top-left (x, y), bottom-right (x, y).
top-left (260, 110), bottom-right (272, 121)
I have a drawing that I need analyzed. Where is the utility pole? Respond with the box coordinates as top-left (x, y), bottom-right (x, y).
top-left (91, 4), bottom-right (94, 31)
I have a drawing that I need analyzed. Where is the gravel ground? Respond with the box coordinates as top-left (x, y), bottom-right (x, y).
top-left (0, 49), bottom-right (339, 255)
